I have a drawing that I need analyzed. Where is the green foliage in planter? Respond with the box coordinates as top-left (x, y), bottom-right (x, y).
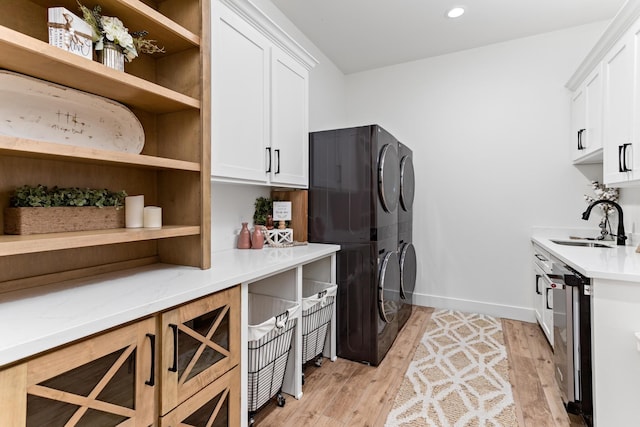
top-left (253, 196), bottom-right (272, 226)
top-left (9, 185), bottom-right (127, 208)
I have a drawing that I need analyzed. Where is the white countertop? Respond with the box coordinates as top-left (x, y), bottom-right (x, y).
top-left (0, 243), bottom-right (340, 368)
top-left (532, 227), bottom-right (640, 282)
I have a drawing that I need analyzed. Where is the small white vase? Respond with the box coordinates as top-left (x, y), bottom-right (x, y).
top-left (98, 41), bottom-right (125, 71)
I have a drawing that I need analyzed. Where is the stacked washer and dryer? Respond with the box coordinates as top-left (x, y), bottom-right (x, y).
top-left (397, 142), bottom-right (416, 331)
top-left (308, 125), bottom-right (416, 366)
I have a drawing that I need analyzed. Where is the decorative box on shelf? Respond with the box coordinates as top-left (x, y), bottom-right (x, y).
top-left (48, 7), bottom-right (93, 60)
top-left (3, 207), bottom-right (125, 235)
top-left (266, 228), bottom-right (293, 246)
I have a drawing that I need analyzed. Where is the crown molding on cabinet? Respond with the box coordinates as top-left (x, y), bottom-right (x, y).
top-left (566, 0), bottom-right (640, 91)
top-left (217, 0), bottom-right (319, 70)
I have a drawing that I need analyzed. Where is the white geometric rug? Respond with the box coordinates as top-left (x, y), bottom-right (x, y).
top-left (385, 309), bottom-right (519, 426)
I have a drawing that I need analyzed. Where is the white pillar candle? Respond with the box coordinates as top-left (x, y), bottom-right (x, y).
top-left (125, 195), bottom-right (144, 228)
top-left (143, 206), bottom-right (162, 228)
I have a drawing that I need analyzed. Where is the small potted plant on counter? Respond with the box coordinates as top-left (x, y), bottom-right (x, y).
top-left (253, 197), bottom-right (273, 228)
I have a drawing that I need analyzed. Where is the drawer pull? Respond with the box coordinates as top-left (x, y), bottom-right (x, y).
top-left (145, 333), bottom-right (155, 386)
top-left (169, 324), bottom-right (178, 373)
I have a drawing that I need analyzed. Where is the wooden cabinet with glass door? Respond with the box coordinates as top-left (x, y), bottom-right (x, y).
top-left (0, 317), bottom-right (157, 427)
top-left (160, 366), bottom-right (240, 427)
top-left (159, 285), bottom-right (241, 417)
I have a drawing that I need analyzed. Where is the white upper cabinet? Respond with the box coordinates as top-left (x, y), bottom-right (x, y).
top-left (271, 49), bottom-right (309, 187)
top-left (211, 5), bottom-right (270, 183)
top-left (566, 1), bottom-right (640, 185)
top-left (211, 0), bottom-right (317, 188)
top-left (603, 30), bottom-right (634, 184)
top-left (570, 64), bottom-right (603, 164)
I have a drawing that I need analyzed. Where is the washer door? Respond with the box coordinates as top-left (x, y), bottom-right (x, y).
top-left (378, 251), bottom-right (400, 323)
top-left (399, 243), bottom-right (417, 300)
top-left (378, 144), bottom-right (400, 213)
top-left (400, 155), bottom-right (415, 212)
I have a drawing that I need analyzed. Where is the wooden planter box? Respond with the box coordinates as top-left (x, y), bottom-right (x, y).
top-left (4, 207), bottom-right (125, 235)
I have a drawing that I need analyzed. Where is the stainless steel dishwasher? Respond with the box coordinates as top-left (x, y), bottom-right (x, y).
top-left (551, 263), bottom-right (593, 427)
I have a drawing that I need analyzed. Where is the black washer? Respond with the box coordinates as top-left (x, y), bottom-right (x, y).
top-left (378, 144), bottom-right (400, 214)
top-left (400, 155), bottom-right (415, 212)
top-left (400, 243), bottom-right (416, 300)
top-left (378, 251), bottom-right (400, 323)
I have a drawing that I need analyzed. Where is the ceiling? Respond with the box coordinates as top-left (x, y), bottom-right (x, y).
top-left (269, 0), bottom-right (626, 74)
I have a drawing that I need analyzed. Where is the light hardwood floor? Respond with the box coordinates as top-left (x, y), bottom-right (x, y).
top-left (253, 306), bottom-right (586, 426)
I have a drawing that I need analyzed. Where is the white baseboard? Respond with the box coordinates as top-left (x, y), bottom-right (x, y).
top-left (413, 292), bottom-right (536, 323)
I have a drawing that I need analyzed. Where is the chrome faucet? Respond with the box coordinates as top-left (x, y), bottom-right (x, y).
top-left (582, 200), bottom-right (627, 246)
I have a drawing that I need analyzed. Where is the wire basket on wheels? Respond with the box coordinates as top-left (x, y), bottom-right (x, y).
top-left (301, 280), bottom-right (337, 367)
top-left (247, 293), bottom-right (300, 425)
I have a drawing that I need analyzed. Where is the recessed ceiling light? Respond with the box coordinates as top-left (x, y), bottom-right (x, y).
top-left (446, 7), bottom-right (465, 18)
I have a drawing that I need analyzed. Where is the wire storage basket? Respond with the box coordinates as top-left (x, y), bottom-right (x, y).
top-left (247, 293), bottom-right (300, 420)
top-left (301, 280), bottom-right (337, 366)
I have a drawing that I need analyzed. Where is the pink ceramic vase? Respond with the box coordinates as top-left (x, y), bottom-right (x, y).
top-left (251, 226), bottom-right (264, 249)
top-left (237, 222), bottom-right (251, 249)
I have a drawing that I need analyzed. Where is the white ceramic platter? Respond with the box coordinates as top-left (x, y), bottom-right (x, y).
top-left (0, 70), bottom-right (145, 153)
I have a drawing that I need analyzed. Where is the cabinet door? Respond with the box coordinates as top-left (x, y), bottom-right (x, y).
top-left (534, 273), bottom-right (544, 325)
top-left (629, 23), bottom-right (640, 180)
top-left (570, 86), bottom-right (587, 161)
top-left (160, 285), bottom-right (240, 415)
top-left (160, 366), bottom-right (240, 427)
top-left (16, 318), bottom-right (156, 427)
top-left (572, 65), bottom-right (604, 164)
top-left (542, 284), bottom-right (554, 347)
top-left (270, 48), bottom-right (310, 188)
top-left (603, 33), bottom-right (634, 184)
top-left (211, 3), bottom-right (270, 183)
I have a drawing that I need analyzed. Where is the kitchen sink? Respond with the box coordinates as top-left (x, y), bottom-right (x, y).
top-left (550, 239), bottom-right (614, 248)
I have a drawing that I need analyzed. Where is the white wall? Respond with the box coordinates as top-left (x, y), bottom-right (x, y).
top-left (211, 183), bottom-right (271, 251)
top-left (344, 22), bottom-right (608, 321)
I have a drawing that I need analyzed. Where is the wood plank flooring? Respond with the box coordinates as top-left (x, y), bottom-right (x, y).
top-left (253, 306), bottom-right (586, 426)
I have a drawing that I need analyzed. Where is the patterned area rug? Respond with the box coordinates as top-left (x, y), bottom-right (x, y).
top-left (385, 309), bottom-right (519, 427)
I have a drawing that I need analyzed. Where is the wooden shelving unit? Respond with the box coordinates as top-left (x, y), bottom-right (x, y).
top-left (0, 0), bottom-right (210, 290)
top-left (0, 226), bottom-right (201, 257)
top-left (0, 27), bottom-right (200, 113)
top-left (0, 136), bottom-right (201, 171)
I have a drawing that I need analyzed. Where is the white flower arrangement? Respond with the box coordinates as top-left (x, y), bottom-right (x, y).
top-left (98, 15), bottom-right (137, 61)
top-left (584, 180), bottom-right (619, 216)
top-left (77, 1), bottom-right (164, 62)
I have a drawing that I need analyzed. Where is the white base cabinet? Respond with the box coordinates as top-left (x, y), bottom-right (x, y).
top-left (240, 252), bottom-right (337, 426)
top-left (211, 0), bottom-right (317, 188)
top-left (534, 269), bottom-right (554, 347)
top-left (591, 278), bottom-right (640, 426)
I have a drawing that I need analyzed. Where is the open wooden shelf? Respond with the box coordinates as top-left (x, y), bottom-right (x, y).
top-left (0, 226), bottom-right (201, 256)
top-left (0, 0), bottom-right (210, 290)
top-left (30, 0), bottom-right (200, 52)
top-left (0, 136), bottom-right (201, 172)
top-left (0, 26), bottom-right (200, 113)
